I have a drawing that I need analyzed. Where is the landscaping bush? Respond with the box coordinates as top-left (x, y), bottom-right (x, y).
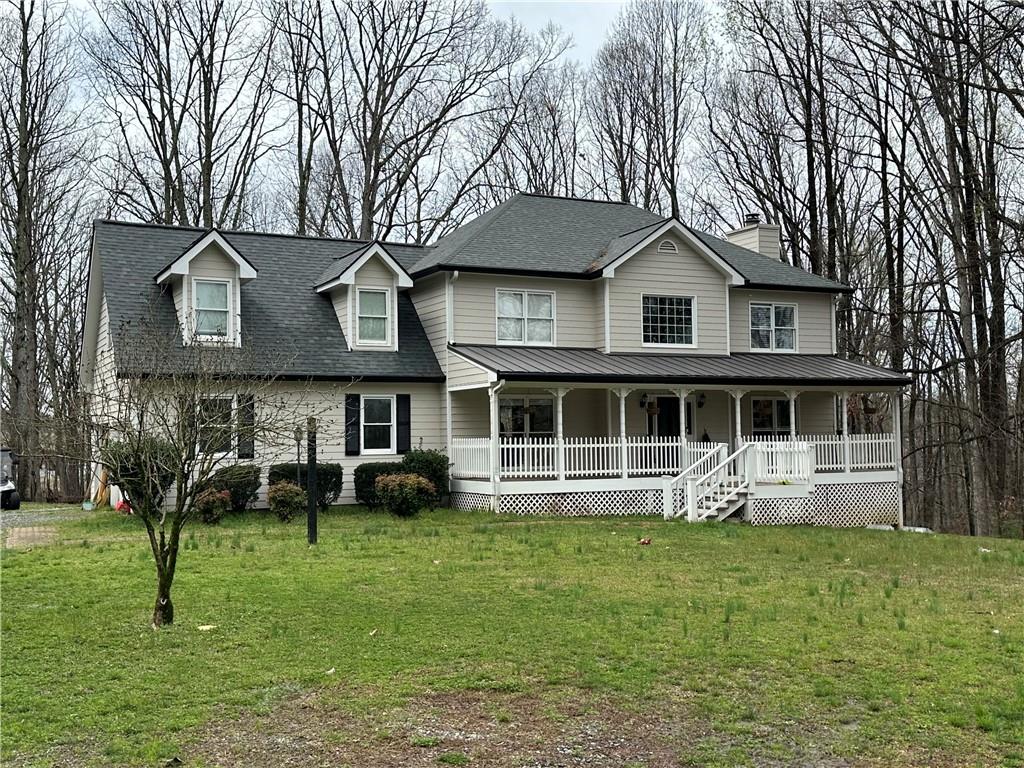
top-left (100, 437), bottom-right (177, 508)
top-left (353, 461), bottom-right (402, 508)
top-left (194, 488), bottom-right (231, 524)
top-left (209, 464), bottom-right (261, 513)
top-left (398, 449), bottom-right (449, 507)
top-left (267, 481), bottom-right (306, 522)
top-left (267, 463), bottom-right (344, 511)
top-left (375, 473), bottom-right (435, 518)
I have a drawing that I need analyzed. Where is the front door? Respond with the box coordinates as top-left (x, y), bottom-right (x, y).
top-left (650, 397), bottom-right (693, 437)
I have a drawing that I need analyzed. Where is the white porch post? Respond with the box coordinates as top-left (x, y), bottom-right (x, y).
top-left (673, 388), bottom-right (692, 471)
top-left (785, 390), bottom-right (798, 438)
top-left (488, 383), bottom-right (504, 485)
top-left (891, 390), bottom-right (905, 528)
top-left (729, 390), bottom-right (746, 451)
top-left (548, 388), bottom-right (570, 481)
top-left (615, 388), bottom-right (632, 478)
top-left (840, 391), bottom-right (851, 473)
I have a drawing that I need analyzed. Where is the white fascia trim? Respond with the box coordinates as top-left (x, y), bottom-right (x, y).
top-left (601, 219), bottom-right (745, 286)
top-left (315, 243), bottom-right (413, 293)
top-left (156, 230), bottom-right (257, 284)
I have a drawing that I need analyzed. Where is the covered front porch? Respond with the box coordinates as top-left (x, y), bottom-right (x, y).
top-left (445, 345), bottom-right (909, 523)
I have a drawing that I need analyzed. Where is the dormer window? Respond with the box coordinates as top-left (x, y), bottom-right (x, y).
top-left (193, 278), bottom-right (232, 341)
top-left (357, 288), bottom-right (390, 345)
top-left (657, 239), bottom-right (678, 254)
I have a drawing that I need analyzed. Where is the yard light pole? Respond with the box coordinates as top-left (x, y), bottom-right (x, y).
top-left (293, 425), bottom-right (303, 485)
top-left (307, 417), bottom-right (318, 545)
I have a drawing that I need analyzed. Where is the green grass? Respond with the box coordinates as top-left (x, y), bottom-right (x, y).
top-left (3, 506), bottom-right (1024, 766)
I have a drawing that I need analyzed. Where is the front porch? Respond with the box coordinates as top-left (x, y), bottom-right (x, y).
top-left (448, 383), bottom-right (903, 525)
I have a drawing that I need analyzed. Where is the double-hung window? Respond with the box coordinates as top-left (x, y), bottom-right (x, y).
top-left (198, 397), bottom-right (234, 454)
top-left (496, 290), bottom-right (554, 345)
top-left (193, 279), bottom-right (231, 341)
top-left (750, 302), bottom-right (796, 351)
top-left (751, 398), bottom-right (792, 437)
top-left (357, 288), bottom-right (390, 345)
top-left (642, 294), bottom-right (695, 346)
top-left (361, 395), bottom-right (395, 454)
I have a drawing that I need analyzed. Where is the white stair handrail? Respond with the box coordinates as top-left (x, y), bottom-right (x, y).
top-left (687, 443), bottom-right (751, 522)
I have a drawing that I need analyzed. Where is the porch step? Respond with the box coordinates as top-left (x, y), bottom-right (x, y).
top-left (694, 484), bottom-right (748, 522)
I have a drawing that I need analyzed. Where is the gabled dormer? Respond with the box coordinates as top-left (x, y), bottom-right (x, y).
top-left (314, 242), bottom-right (413, 352)
top-left (155, 229), bottom-right (257, 346)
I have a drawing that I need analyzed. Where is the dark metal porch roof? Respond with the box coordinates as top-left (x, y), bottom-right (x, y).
top-left (449, 344), bottom-right (910, 388)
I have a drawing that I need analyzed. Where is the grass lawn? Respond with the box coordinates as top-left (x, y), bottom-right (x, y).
top-left (2, 506), bottom-right (1023, 767)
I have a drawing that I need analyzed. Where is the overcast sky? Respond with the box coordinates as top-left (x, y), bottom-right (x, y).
top-left (488, 0), bottom-right (627, 63)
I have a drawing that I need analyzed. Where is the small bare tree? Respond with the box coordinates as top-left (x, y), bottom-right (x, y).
top-left (84, 312), bottom-right (345, 627)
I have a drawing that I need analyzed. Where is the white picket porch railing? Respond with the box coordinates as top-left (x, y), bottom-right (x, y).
top-left (742, 433), bottom-right (896, 474)
top-left (748, 439), bottom-right (814, 484)
top-left (449, 437), bottom-right (721, 481)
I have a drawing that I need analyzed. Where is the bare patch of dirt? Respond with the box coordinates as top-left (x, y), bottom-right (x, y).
top-left (3, 525), bottom-right (57, 549)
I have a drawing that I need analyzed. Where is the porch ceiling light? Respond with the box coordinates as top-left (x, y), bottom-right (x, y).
top-left (697, 392), bottom-right (706, 409)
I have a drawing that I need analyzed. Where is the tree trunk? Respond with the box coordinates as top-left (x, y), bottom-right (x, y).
top-left (152, 578), bottom-right (174, 627)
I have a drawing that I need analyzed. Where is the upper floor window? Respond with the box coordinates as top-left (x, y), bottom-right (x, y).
top-left (357, 288), bottom-right (390, 345)
top-left (193, 279), bottom-right (231, 341)
top-left (496, 290), bottom-right (554, 345)
top-left (642, 294), bottom-right (695, 346)
top-left (750, 302), bottom-right (796, 351)
top-left (657, 239), bottom-right (678, 254)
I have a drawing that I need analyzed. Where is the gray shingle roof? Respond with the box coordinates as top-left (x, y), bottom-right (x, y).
top-left (451, 344), bottom-right (910, 387)
top-left (93, 221), bottom-right (443, 381)
top-left (411, 193), bottom-right (849, 292)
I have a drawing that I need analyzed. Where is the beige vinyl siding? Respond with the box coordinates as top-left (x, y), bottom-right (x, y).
top-left (451, 387), bottom-right (490, 437)
top-left (90, 295), bottom-right (118, 407)
top-left (331, 287), bottom-right (349, 342)
top-left (452, 273), bottom-right (600, 348)
top-left (607, 231), bottom-right (729, 354)
top-left (351, 255), bottom-right (398, 351)
top-left (235, 381), bottom-right (445, 506)
top-left (447, 353), bottom-right (491, 389)
top-left (796, 391), bottom-right (836, 434)
top-left (729, 289), bottom-right (835, 354)
top-left (409, 273), bottom-right (447, 370)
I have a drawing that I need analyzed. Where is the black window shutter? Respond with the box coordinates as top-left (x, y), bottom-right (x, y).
top-left (237, 394), bottom-right (255, 459)
top-left (396, 394), bottom-right (411, 454)
top-left (345, 394), bottom-right (361, 456)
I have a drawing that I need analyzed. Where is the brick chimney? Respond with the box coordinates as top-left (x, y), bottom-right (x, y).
top-left (726, 213), bottom-right (781, 261)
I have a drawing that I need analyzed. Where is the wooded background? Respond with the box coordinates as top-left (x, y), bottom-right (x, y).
top-left (2, 0), bottom-right (1021, 537)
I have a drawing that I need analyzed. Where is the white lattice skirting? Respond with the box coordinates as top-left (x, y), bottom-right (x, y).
top-left (749, 482), bottom-right (900, 527)
top-left (450, 491), bottom-right (495, 511)
top-left (497, 489), bottom-right (662, 517)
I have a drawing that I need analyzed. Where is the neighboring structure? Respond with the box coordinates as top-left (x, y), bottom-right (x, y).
top-left (82, 193), bottom-right (910, 525)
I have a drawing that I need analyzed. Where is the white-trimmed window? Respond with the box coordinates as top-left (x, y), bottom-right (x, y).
top-left (642, 294), bottom-right (695, 347)
top-left (751, 398), bottom-right (793, 436)
top-left (496, 290), bottom-right (554, 345)
top-left (750, 302), bottom-right (797, 351)
top-left (357, 288), bottom-right (390, 345)
top-left (192, 278), bottom-right (231, 341)
top-left (361, 395), bottom-right (395, 454)
top-left (198, 396), bottom-right (233, 454)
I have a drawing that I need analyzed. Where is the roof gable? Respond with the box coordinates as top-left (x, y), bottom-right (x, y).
top-left (314, 242), bottom-right (413, 293)
top-left (599, 219), bottom-right (744, 285)
top-left (155, 229), bottom-right (257, 284)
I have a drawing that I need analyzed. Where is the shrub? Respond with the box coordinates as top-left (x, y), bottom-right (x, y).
top-left (267, 480), bottom-right (306, 523)
top-left (194, 488), bottom-right (231, 524)
top-left (353, 461), bottom-right (402, 509)
top-left (209, 464), bottom-right (261, 513)
top-left (100, 437), bottom-right (177, 510)
top-left (399, 449), bottom-right (449, 508)
top-left (375, 473), bottom-right (435, 518)
top-left (267, 463), bottom-right (344, 510)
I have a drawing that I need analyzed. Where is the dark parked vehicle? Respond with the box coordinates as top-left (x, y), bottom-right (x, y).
top-left (1, 447), bottom-right (20, 510)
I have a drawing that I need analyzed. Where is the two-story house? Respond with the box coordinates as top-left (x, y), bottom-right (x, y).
top-left (82, 193), bottom-right (910, 526)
